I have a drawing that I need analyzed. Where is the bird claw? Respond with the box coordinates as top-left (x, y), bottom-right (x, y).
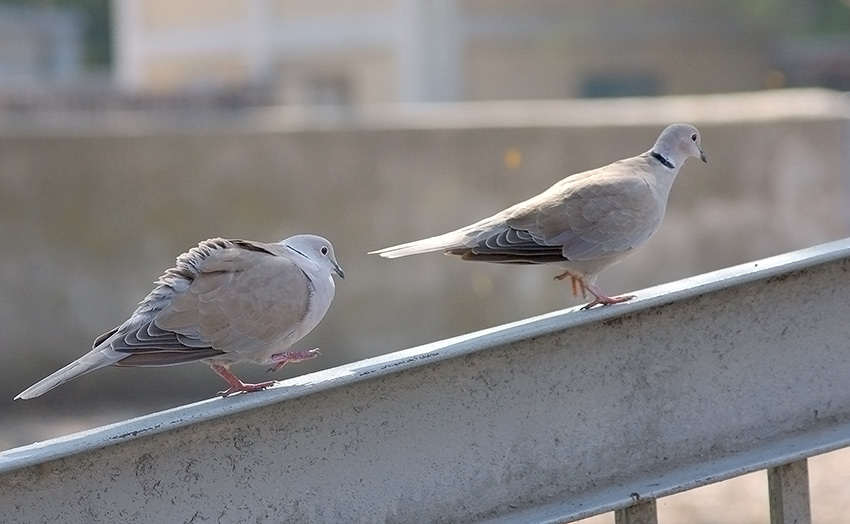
top-left (581, 294), bottom-right (636, 310)
top-left (210, 364), bottom-right (277, 397)
top-left (217, 380), bottom-right (276, 397)
top-left (266, 348), bottom-right (321, 374)
top-left (554, 271), bottom-right (587, 298)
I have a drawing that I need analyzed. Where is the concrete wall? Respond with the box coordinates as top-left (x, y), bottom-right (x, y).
top-left (1, 88), bottom-right (849, 447)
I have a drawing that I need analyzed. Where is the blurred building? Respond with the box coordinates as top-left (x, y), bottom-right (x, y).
top-left (777, 34), bottom-right (850, 91)
top-left (111, 0), bottom-right (779, 106)
top-left (0, 4), bottom-right (85, 87)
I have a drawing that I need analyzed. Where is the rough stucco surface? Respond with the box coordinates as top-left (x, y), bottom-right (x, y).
top-left (1, 244), bottom-right (849, 523)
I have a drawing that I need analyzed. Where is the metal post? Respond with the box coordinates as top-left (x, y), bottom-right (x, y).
top-left (615, 499), bottom-right (658, 524)
top-left (768, 459), bottom-right (811, 524)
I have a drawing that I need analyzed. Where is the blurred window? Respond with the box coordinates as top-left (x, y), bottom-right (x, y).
top-left (308, 73), bottom-right (351, 107)
top-left (580, 72), bottom-right (661, 98)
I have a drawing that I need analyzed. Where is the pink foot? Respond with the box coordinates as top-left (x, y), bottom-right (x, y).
top-left (217, 380), bottom-right (276, 397)
top-left (555, 276), bottom-right (636, 310)
top-left (211, 364), bottom-right (276, 397)
top-left (581, 294), bottom-right (636, 310)
top-left (266, 348), bottom-right (321, 374)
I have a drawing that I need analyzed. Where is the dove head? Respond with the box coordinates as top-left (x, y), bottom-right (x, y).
top-left (283, 235), bottom-right (345, 279)
top-left (651, 124), bottom-right (707, 169)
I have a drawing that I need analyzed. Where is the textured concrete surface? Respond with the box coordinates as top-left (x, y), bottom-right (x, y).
top-left (1, 239), bottom-right (849, 523)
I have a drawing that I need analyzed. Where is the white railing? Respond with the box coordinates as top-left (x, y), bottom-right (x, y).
top-left (2, 239), bottom-right (849, 523)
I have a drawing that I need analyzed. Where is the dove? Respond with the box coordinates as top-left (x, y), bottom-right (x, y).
top-left (370, 124), bottom-right (706, 309)
top-left (15, 234), bottom-right (344, 399)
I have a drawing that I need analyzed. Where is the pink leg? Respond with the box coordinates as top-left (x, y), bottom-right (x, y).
top-left (266, 348), bottom-right (321, 374)
top-left (554, 271), bottom-right (587, 298)
top-left (573, 276), bottom-right (587, 298)
top-left (211, 364), bottom-right (275, 397)
top-left (554, 270), bottom-right (634, 309)
top-left (580, 282), bottom-right (635, 310)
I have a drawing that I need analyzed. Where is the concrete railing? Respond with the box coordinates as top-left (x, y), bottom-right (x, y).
top-left (2, 238), bottom-right (850, 523)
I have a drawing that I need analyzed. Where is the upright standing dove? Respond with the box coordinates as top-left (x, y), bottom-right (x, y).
top-left (16, 234), bottom-right (344, 399)
top-left (370, 124), bottom-right (706, 309)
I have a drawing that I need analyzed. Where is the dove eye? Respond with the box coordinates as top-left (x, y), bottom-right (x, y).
top-left (320, 246), bottom-right (329, 256)
top-left (690, 133), bottom-right (697, 142)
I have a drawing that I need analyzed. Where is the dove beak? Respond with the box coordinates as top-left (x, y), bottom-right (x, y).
top-left (699, 149), bottom-right (707, 163)
top-left (332, 261), bottom-right (345, 279)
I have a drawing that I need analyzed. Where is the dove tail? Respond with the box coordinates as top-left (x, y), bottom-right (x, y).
top-left (14, 346), bottom-right (126, 400)
top-left (369, 231), bottom-right (463, 258)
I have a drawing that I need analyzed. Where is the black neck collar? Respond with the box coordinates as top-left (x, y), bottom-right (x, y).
top-left (286, 245), bottom-right (309, 260)
top-left (650, 151), bottom-right (675, 169)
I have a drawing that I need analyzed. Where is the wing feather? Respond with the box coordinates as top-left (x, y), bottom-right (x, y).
top-left (453, 158), bottom-right (663, 263)
top-left (105, 238), bottom-right (312, 364)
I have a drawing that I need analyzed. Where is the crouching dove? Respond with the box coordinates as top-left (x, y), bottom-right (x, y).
top-left (16, 235), bottom-right (344, 399)
top-left (370, 124), bottom-right (706, 309)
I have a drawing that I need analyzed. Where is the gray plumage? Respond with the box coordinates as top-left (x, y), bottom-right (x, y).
top-left (16, 234), bottom-right (344, 399)
top-left (370, 124), bottom-right (706, 309)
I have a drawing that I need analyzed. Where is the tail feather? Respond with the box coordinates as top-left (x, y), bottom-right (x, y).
top-left (369, 231), bottom-right (464, 259)
top-left (15, 346), bottom-right (126, 400)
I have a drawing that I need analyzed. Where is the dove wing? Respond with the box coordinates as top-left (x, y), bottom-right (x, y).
top-left (453, 158), bottom-right (663, 263)
top-left (112, 240), bottom-right (312, 365)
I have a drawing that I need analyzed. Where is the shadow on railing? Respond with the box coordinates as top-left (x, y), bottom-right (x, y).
top-left (2, 238), bottom-right (849, 523)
